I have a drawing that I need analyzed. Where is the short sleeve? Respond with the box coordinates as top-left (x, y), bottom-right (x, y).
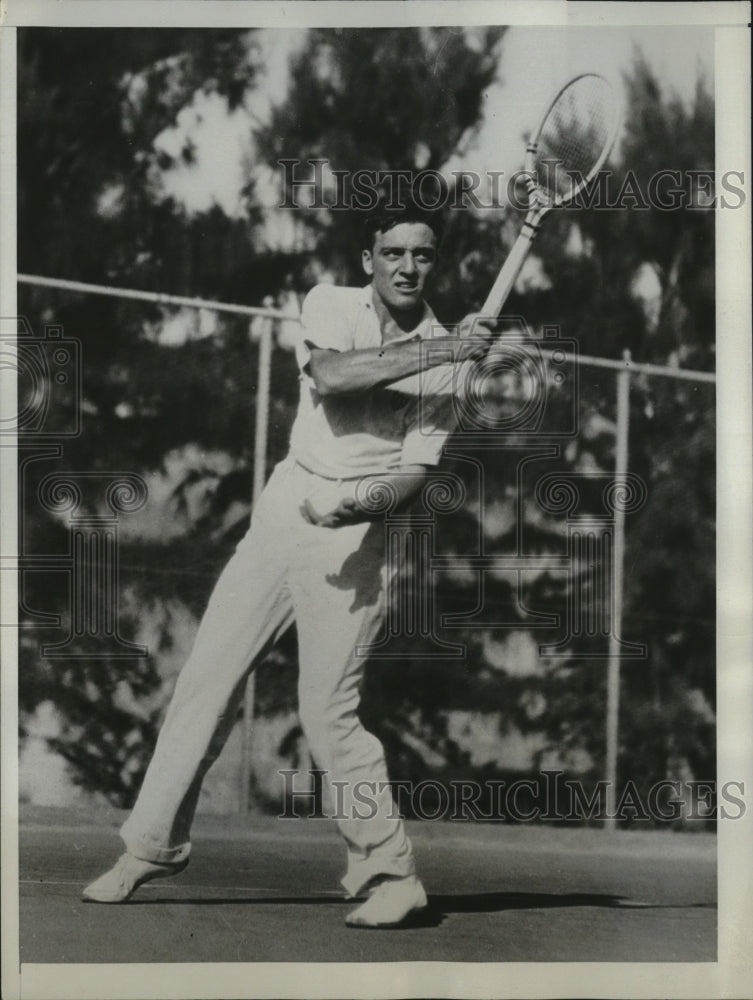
top-left (296, 284), bottom-right (354, 378)
top-left (399, 363), bottom-right (458, 467)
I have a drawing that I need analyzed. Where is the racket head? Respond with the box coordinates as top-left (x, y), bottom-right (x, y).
top-left (524, 73), bottom-right (622, 208)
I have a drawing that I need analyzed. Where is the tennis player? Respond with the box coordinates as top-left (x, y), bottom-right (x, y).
top-left (82, 197), bottom-right (492, 928)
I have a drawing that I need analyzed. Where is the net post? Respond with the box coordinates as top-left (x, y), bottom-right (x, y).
top-left (604, 350), bottom-right (631, 831)
top-left (239, 309), bottom-right (275, 815)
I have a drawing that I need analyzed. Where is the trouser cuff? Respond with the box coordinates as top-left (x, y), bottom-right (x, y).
top-left (340, 854), bottom-right (415, 898)
top-left (121, 823), bottom-right (192, 865)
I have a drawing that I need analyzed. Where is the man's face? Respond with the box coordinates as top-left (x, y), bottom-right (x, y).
top-left (362, 221), bottom-right (438, 312)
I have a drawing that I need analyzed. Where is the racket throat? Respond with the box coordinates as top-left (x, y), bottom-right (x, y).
top-left (521, 217), bottom-right (542, 242)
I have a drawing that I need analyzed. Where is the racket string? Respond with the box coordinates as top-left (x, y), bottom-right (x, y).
top-left (532, 75), bottom-right (618, 204)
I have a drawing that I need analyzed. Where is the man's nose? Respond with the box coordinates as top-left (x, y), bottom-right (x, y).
top-left (399, 252), bottom-right (416, 274)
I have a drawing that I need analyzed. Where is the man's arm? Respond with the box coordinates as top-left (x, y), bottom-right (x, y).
top-left (308, 315), bottom-right (494, 396)
top-left (301, 465), bottom-right (431, 528)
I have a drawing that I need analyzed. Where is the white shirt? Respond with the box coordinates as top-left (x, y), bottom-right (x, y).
top-left (288, 284), bottom-right (458, 480)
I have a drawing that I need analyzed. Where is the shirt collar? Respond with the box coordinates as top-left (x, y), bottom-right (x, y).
top-left (361, 283), bottom-right (438, 343)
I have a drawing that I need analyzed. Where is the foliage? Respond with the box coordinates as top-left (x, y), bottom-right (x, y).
top-left (484, 57), bottom-right (716, 798)
top-left (18, 27), bottom-right (270, 802)
top-left (17, 26), bottom-right (509, 805)
top-left (258, 26), bottom-right (507, 301)
top-left (17, 30), bottom-right (715, 819)
top-left (348, 55), bottom-right (717, 810)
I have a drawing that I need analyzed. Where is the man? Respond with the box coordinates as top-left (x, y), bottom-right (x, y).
top-left (83, 198), bottom-right (491, 927)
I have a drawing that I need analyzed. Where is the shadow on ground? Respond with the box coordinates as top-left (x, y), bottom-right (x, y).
top-left (113, 889), bottom-right (715, 930)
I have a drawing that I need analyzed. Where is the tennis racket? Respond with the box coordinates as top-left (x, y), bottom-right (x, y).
top-left (481, 73), bottom-right (622, 317)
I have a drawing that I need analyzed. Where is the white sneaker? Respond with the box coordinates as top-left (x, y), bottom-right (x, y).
top-left (82, 852), bottom-right (188, 903)
top-left (345, 875), bottom-right (428, 928)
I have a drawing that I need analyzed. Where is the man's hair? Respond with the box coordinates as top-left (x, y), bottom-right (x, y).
top-left (361, 195), bottom-right (445, 251)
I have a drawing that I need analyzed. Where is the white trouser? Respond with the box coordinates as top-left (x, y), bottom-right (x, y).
top-left (120, 456), bottom-right (415, 896)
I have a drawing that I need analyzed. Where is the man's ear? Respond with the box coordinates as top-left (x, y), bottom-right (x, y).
top-left (362, 248), bottom-right (374, 276)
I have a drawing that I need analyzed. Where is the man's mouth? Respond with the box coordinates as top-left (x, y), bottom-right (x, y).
top-left (395, 282), bottom-right (418, 291)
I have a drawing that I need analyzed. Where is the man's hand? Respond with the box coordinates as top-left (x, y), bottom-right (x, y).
top-left (300, 495), bottom-right (366, 528)
top-left (454, 312), bottom-right (497, 362)
top-left (300, 465), bottom-right (431, 528)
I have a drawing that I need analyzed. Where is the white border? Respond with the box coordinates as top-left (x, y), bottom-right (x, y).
top-left (2, 3), bottom-right (752, 999)
top-left (1, 0), bottom-right (750, 28)
top-left (0, 19), bottom-right (20, 1000)
top-left (715, 21), bottom-right (753, 998)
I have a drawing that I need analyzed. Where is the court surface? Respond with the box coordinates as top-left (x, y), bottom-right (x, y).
top-left (18, 805), bottom-right (715, 964)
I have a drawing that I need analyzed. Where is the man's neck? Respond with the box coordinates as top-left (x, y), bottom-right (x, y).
top-left (370, 287), bottom-right (426, 343)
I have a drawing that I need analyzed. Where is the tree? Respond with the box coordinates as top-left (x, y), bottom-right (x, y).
top-left (18, 30), bottom-right (714, 821)
top-left (17, 27), bottom-right (287, 804)
top-left (258, 26), bottom-right (507, 309)
top-left (499, 55), bottom-right (717, 809)
top-left (17, 26), bottom-right (509, 806)
top-left (341, 54), bottom-right (717, 821)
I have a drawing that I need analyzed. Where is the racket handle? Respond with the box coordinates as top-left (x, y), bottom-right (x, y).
top-left (480, 223), bottom-right (537, 319)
